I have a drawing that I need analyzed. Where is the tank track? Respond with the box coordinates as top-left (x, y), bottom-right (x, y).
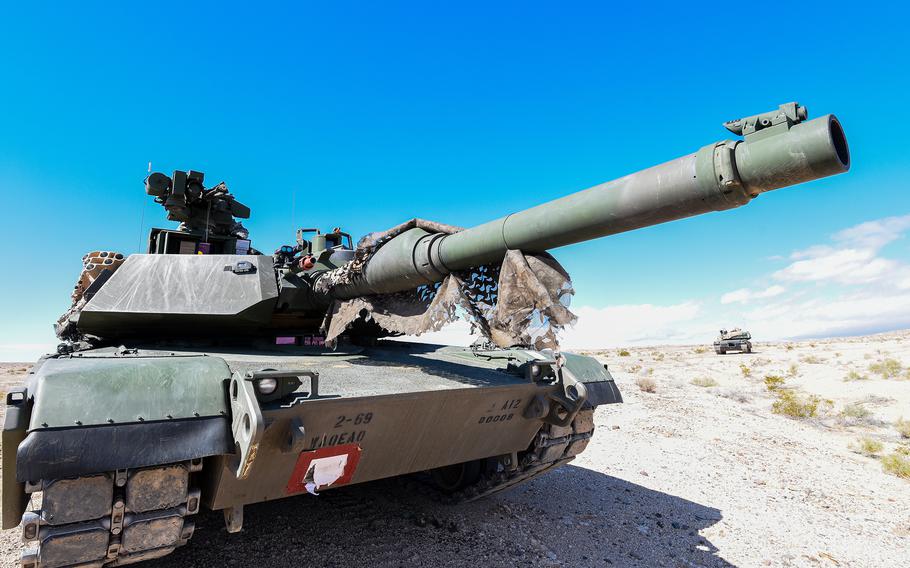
top-left (447, 407), bottom-right (595, 503)
top-left (19, 460), bottom-right (203, 568)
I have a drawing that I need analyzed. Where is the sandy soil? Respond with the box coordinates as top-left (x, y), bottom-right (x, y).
top-left (0, 331), bottom-right (907, 567)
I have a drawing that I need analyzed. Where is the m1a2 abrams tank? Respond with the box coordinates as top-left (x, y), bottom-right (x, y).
top-left (2, 102), bottom-right (849, 567)
top-left (714, 328), bottom-right (753, 354)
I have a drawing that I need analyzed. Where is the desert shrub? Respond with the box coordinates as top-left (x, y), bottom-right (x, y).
top-left (764, 375), bottom-right (785, 391)
top-left (839, 402), bottom-right (872, 421)
top-left (881, 453), bottom-right (910, 479)
top-left (618, 349), bottom-right (631, 357)
top-left (693, 346), bottom-right (707, 354)
top-left (651, 351), bottom-right (665, 361)
top-left (849, 437), bottom-right (883, 456)
top-left (788, 363), bottom-right (799, 378)
top-left (628, 364), bottom-right (642, 373)
top-left (740, 364), bottom-right (752, 378)
top-left (751, 357), bottom-right (772, 367)
top-left (772, 390), bottom-right (825, 419)
top-left (785, 344), bottom-right (794, 351)
top-left (896, 418), bottom-right (910, 439)
top-left (895, 446), bottom-right (910, 457)
top-left (636, 376), bottom-right (657, 393)
top-left (869, 358), bottom-right (902, 379)
top-left (691, 376), bottom-right (718, 388)
top-left (844, 370), bottom-right (868, 382)
top-left (800, 354), bottom-right (824, 364)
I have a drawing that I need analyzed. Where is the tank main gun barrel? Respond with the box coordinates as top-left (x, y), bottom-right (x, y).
top-left (329, 103), bottom-right (849, 299)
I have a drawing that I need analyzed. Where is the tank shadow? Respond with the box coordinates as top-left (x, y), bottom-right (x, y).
top-left (150, 464), bottom-right (734, 567)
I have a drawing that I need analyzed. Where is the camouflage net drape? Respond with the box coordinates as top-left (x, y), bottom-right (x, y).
top-left (318, 219), bottom-right (577, 350)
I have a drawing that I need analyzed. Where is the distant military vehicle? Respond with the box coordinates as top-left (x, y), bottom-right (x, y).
top-left (714, 328), bottom-right (753, 354)
top-left (2, 102), bottom-right (848, 567)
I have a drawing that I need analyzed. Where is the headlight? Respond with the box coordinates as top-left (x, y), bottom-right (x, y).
top-left (256, 378), bottom-right (278, 395)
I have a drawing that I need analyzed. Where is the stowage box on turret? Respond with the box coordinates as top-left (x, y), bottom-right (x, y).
top-left (3, 103), bottom-right (849, 567)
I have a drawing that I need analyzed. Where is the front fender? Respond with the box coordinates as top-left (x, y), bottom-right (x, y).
top-left (8, 354), bottom-right (233, 523)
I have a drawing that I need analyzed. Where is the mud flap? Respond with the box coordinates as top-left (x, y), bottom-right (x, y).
top-left (2, 388), bottom-right (30, 530)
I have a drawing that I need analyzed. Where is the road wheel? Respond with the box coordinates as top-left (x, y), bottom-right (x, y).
top-left (430, 459), bottom-right (485, 493)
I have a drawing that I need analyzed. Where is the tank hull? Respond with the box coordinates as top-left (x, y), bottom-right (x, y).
top-left (4, 344), bottom-right (619, 567)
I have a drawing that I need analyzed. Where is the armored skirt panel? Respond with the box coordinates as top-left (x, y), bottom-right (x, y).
top-left (172, 344), bottom-right (619, 509)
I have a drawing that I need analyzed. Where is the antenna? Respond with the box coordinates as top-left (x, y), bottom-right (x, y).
top-left (292, 189), bottom-right (297, 232)
top-left (137, 161), bottom-right (151, 252)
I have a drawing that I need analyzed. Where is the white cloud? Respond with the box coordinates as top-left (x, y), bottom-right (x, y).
top-left (561, 303), bottom-right (702, 348)
top-left (833, 214), bottom-right (910, 249)
top-left (773, 247), bottom-right (898, 284)
top-left (772, 214), bottom-right (910, 288)
top-left (720, 285), bottom-right (786, 304)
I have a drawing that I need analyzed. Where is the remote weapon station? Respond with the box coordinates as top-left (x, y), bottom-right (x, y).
top-left (3, 103), bottom-right (849, 567)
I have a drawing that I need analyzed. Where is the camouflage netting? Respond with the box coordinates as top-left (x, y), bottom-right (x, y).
top-left (318, 220), bottom-right (577, 350)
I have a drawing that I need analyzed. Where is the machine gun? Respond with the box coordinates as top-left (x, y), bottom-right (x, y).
top-left (144, 170), bottom-right (254, 255)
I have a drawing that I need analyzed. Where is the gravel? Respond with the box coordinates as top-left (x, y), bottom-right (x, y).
top-left (1, 333), bottom-right (907, 567)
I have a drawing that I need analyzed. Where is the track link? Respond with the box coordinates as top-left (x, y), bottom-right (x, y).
top-left (446, 407), bottom-right (595, 502)
top-left (19, 460), bottom-right (203, 568)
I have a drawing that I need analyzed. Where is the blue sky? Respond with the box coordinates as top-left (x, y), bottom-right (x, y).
top-left (1, 2), bottom-right (908, 359)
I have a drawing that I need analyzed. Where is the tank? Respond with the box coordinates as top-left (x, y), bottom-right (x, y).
top-left (714, 328), bottom-right (753, 354)
top-left (3, 102), bottom-right (849, 567)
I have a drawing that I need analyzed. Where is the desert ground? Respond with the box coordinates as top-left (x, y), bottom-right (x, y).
top-left (0, 331), bottom-right (907, 567)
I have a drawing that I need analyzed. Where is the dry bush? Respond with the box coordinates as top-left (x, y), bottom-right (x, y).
top-left (618, 349), bottom-right (631, 357)
top-left (785, 344), bottom-right (794, 351)
top-left (800, 354), bottom-right (824, 364)
top-left (896, 418), bottom-right (910, 439)
top-left (740, 364), bottom-right (752, 378)
top-left (693, 346), bottom-right (707, 354)
top-left (651, 351), bottom-right (665, 361)
top-left (750, 357), bottom-right (772, 367)
top-left (869, 358), bottom-right (903, 379)
top-left (772, 390), bottom-right (829, 419)
top-left (849, 437), bottom-right (884, 456)
top-left (882, 452), bottom-right (910, 479)
top-left (844, 370), bottom-right (868, 382)
top-left (691, 376), bottom-right (718, 388)
top-left (788, 363), bottom-right (799, 378)
top-left (636, 376), bottom-right (657, 393)
top-left (839, 403), bottom-right (875, 426)
top-left (764, 375), bottom-right (785, 391)
top-left (628, 364), bottom-right (642, 373)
